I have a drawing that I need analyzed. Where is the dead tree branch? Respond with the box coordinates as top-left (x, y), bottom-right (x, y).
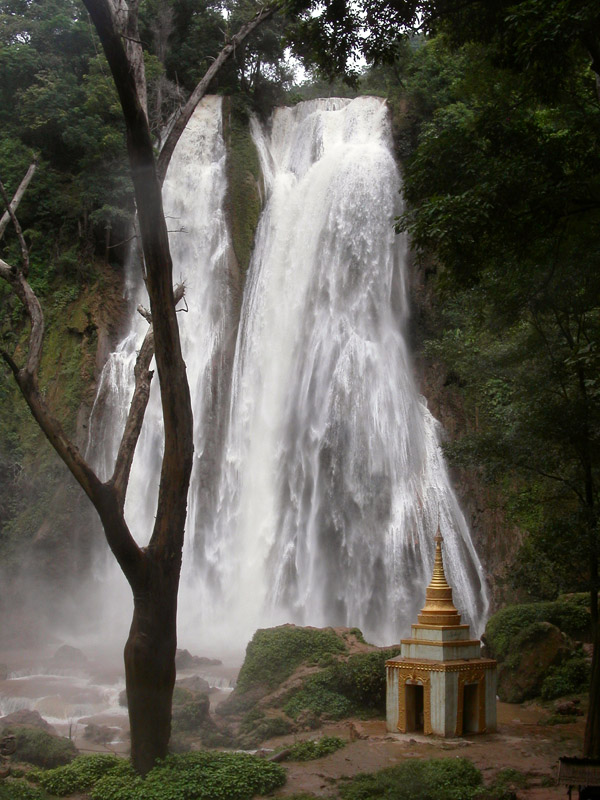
top-left (157, 3), bottom-right (279, 184)
top-left (0, 161), bottom-right (37, 240)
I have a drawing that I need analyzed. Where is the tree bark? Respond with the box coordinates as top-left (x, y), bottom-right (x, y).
top-left (83, 0), bottom-right (194, 772)
top-left (125, 557), bottom-right (179, 776)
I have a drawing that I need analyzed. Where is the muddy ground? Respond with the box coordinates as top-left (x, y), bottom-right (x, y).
top-left (264, 702), bottom-right (584, 798)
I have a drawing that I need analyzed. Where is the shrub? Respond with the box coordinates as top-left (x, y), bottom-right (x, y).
top-left (541, 656), bottom-right (591, 699)
top-left (287, 736), bottom-right (345, 761)
top-left (0, 779), bottom-right (47, 800)
top-left (331, 650), bottom-right (400, 712)
top-left (8, 728), bottom-right (77, 769)
top-left (284, 647), bottom-right (401, 721)
top-left (339, 758), bottom-right (482, 800)
top-left (236, 626), bottom-right (346, 693)
top-left (90, 751), bottom-right (286, 800)
top-left (33, 753), bottom-right (121, 795)
top-left (284, 675), bottom-right (355, 720)
top-left (486, 768), bottom-right (528, 799)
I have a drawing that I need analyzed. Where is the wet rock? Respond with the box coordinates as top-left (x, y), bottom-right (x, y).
top-left (118, 689), bottom-right (127, 707)
top-left (48, 645), bottom-right (88, 670)
top-left (175, 649), bottom-right (222, 669)
top-left (0, 664), bottom-right (8, 681)
top-left (176, 675), bottom-right (213, 694)
top-left (555, 699), bottom-right (583, 716)
top-left (0, 709), bottom-right (58, 736)
top-left (172, 693), bottom-right (211, 731)
top-left (84, 724), bottom-right (120, 744)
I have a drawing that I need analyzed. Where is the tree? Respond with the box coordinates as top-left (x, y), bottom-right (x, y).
top-left (0, 0), bottom-right (278, 775)
top-left (396, 23), bottom-right (600, 757)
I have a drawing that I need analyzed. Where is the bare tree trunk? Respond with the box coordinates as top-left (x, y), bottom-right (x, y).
top-left (125, 560), bottom-right (179, 773)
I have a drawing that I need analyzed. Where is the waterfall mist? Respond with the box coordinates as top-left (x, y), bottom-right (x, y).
top-left (88, 95), bottom-right (488, 658)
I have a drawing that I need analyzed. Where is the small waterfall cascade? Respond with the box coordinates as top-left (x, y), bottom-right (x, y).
top-left (182, 96), bottom-right (488, 648)
top-left (88, 95), bottom-right (488, 654)
top-left (87, 96), bottom-right (239, 633)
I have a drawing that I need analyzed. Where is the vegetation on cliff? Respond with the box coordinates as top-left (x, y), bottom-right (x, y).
top-left (385, 1), bottom-right (600, 756)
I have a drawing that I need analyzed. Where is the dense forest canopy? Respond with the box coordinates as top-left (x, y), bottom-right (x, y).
top-left (0, 0), bottom-right (599, 763)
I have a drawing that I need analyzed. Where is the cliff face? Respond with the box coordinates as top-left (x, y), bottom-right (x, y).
top-left (407, 251), bottom-right (523, 612)
top-left (0, 260), bottom-right (128, 641)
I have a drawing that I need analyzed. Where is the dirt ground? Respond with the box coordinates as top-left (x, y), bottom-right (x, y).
top-left (263, 702), bottom-right (585, 798)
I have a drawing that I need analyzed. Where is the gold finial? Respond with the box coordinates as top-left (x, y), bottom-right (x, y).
top-left (417, 524), bottom-right (461, 627)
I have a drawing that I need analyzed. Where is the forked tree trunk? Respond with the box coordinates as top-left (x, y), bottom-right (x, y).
top-left (125, 559), bottom-right (179, 773)
top-left (0, 0), bottom-right (277, 777)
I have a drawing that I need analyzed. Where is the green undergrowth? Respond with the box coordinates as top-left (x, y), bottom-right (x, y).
top-left (540, 656), bottom-right (591, 700)
top-left (485, 595), bottom-right (591, 661)
top-left (28, 752), bottom-right (286, 800)
top-left (338, 758), bottom-right (526, 800)
top-left (286, 736), bottom-right (345, 761)
top-left (283, 648), bottom-right (401, 721)
top-left (32, 753), bottom-right (120, 795)
top-left (339, 758), bottom-right (483, 800)
top-left (0, 779), bottom-right (48, 800)
top-left (236, 625), bottom-right (347, 694)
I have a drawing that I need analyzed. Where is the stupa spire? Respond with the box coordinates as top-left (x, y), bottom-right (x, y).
top-left (417, 525), bottom-right (461, 627)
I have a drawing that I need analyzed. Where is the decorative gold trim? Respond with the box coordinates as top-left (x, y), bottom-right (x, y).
top-left (386, 658), bottom-right (496, 674)
top-left (411, 624), bottom-right (470, 631)
top-left (455, 669), bottom-right (486, 736)
top-left (397, 669), bottom-right (432, 735)
top-left (400, 638), bottom-right (481, 647)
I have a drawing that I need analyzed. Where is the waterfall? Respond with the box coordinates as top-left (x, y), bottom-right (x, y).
top-left (86, 96), bottom-right (239, 640)
top-left (89, 95), bottom-right (488, 655)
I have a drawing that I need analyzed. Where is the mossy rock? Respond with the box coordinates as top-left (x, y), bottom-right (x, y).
top-left (484, 597), bottom-right (591, 662)
top-left (171, 693), bottom-right (211, 732)
top-left (235, 625), bottom-right (347, 695)
top-left (497, 622), bottom-right (573, 703)
top-left (5, 726), bottom-right (78, 768)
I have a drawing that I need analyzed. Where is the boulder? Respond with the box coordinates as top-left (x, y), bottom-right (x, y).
top-left (172, 693), bottom-right (211, 732)
top-left (0, 664), bottom-right (8, 681)
top-left (47, 645), bottom-right (88, 670)
top-left (497, 622), bottom-right (573, 703)
top-left (0, 709), bottom-right (58, 736)
top-left (554, 699), bottom-right (584, 717)
top-left (176, 675), bottom-right (212, 694)
top-left (175, 649), bottom-right (222, 669)
top-left (83, 724), bottom-right (120, 744)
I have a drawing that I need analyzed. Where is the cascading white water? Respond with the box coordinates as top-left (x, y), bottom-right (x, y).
top-left (87, 96), bottom-right (239, 640)
top-left (181, 96), bottom-right (488, 649)
top-left (88, 95), bottom-right (488, 655)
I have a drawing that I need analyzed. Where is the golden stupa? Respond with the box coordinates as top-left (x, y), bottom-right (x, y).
top-left (417, 532), bottom-right (462, 627)
top-left (385, 527), bottom-right (497, 737)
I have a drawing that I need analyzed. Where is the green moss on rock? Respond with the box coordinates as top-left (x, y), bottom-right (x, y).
top-left (223, 98), bottom-right (262, 275)
top-left (236, 624), bottom-right (347, 694)
top-left (485, 596), bottom-right (591, 662)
